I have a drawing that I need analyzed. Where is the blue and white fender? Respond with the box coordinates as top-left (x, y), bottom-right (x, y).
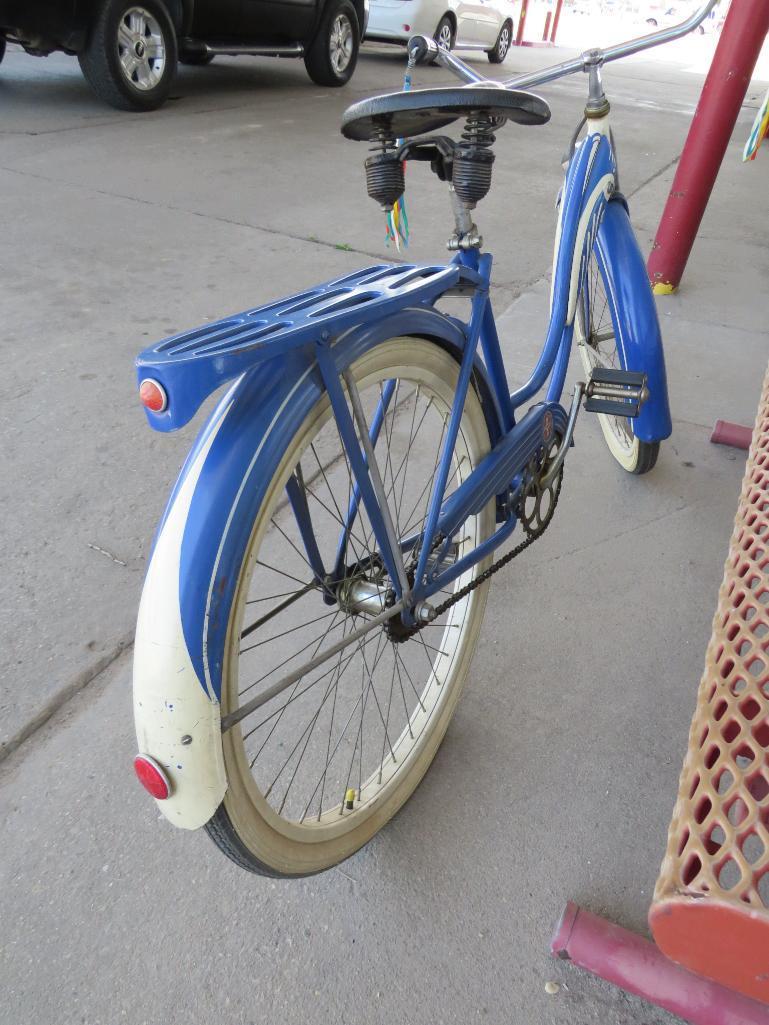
top-left (133, 308), bottom-right (505, 829)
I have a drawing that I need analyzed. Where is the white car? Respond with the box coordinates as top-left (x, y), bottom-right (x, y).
top-left (366, 0), bottom-right (519, 63)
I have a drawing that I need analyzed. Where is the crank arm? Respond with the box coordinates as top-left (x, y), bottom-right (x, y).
top-left (540, 382), bottom-right (585, 489)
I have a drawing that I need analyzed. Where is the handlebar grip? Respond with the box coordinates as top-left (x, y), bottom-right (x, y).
top-left (407, 34), bottom-right (439, 65)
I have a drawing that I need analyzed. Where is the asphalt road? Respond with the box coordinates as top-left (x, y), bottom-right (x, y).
top-left (1, 30), bottom-right (768, 1025)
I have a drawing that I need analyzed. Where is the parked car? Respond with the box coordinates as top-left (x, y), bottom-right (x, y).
top-left (643, 1), bottom-right (724, 33)
top-left (0, 0), bottom-right (368, 111)
top-left (366, 0), bottom-right (518, 64)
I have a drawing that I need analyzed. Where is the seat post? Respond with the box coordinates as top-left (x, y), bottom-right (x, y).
top-left (447, 112), bottom-right (498, 251)
top-left (448, 187), bottom-right (482, 251)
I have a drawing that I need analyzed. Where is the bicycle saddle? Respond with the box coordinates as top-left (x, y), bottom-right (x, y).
top-left (341, 86), bottom-right (551, 141)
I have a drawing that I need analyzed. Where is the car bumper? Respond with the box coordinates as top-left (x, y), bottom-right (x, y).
top-left (366, 2), bottom-right (439, 42)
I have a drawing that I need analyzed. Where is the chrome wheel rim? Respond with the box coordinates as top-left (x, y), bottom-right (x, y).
top-left (498, 26), bottom-right (510, 58)
top-left (437, 22), bottom-right (453, 49)
top-left (330, 13), bottom-right (353, 75)
top-left (116, 6), bottom-right (166, 91)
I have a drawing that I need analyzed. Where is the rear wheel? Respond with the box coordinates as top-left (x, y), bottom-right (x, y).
top-left (576, 245), bottom-right (660, 474)
top-left (304, 0), bottom-right (359, 86)
top-left (78, 0), bottom-right (178, 111)
top-left (206, 337), bottom-right (495, 875)
top-left (487, 20), bottom-right (512, 63)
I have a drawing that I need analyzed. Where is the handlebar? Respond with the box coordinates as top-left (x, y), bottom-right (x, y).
top-left (408, 0), bottom-right (721, 91)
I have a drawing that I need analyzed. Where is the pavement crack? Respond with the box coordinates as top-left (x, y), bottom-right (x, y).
top-left (0, 163), bottom-right (399, 263)
top-left (87, 542), bottom-right (128, 567)
top-left (626, 154), bottom-right (681, 200)
top-left (0, 634), bottom-right (133, 766)
top-left (0, 101), bottom-right (266, 138)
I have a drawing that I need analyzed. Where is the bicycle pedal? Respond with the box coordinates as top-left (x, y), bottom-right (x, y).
top-left (584, 367), bottom-right (649, 418)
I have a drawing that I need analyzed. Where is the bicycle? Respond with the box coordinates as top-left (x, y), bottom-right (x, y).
top-left (132, 0), bottom-right (718, 876)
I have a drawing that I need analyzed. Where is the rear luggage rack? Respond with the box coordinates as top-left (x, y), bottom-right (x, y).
top-left (137, 262), bottom-right (478, 430)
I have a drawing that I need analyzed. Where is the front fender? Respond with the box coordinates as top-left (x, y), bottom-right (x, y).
top-left (133, 307), bottom-right (504, 828)
top-left (596, 199), bottom-right (673, 443)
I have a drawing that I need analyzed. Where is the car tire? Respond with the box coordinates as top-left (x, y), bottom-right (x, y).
top-left (433, 15), bottom-right (455, 61)
top-left (0, 36), bottom-right (6, 65)
top-left (646, 17), bottom-right (658, 26)
top-left (304, 0), bottom-right (359, 87)
top-left (179, 51), bottom-right (214, 66)
top-left (487, 19), bottom-right (512, 63)
top-left (78, 0), bottom-right (178, 112)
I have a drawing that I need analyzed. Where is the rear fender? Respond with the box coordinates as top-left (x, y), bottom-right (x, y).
top-left (133, 307), bottom-right (504, 829)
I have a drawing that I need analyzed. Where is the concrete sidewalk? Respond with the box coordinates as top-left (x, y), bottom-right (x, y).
top-left (1, 35), bottom-right (768, 1025)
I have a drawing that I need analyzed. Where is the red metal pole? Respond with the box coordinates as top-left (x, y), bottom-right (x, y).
top-left (515, 0), bottom-right (529, 46)
top-left (551, 903), bottom-right (769, 1023)
top-left (542, 10), bottom-right (552, 41)
top-left (550, 0), bottom-right (563, 42)
top-left (647, 0), bottom-right (769, 293)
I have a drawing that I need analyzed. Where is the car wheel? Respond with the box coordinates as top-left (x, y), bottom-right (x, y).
top-left (78, 0), bottom-right (178, 111)
top-left (304, 0), bottom-right (359, 87)
top-left (646, 17), bottom-right (658, 25)
top-left (487, 19), bottom-right (512, 63)
top-left (0, 36), bottom-right (6, 65)
top-left (433, 15), bottom-right (455, 59)
top-left (179, 51), bottom-right (214, 66)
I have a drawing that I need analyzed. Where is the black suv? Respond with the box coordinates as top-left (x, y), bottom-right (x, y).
top-left (0, 0), bottom-right (367, 110)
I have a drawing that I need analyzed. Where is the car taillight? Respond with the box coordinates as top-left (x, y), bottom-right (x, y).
top-left (133, 754), bottom-right (171, 799)
top-left (139, 378), bottom-right (168, 413)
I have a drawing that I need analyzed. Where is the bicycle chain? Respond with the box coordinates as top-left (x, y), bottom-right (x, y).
top-left (400, 463), bottom-right (564, 640)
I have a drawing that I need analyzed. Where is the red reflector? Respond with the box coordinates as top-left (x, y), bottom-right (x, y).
top-left (134, 754), bottom-right (171, 799)
top-left (403, 23), bottom-right (411, 30)
top-left (139, 378), bottom-right (168, 413)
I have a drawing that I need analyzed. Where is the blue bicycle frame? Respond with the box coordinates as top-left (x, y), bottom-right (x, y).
top-left (137, 121), bottom-right (670, 662)
top-left (131, 0), bottom-right (720, 837)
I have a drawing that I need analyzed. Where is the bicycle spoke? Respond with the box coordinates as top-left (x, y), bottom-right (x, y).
top-left (241, 580), bottom-right (317, 640)
top-left (256, 560), bottom-right (310, 587)
top-left (245, 611), bottom-right (342, 750)
top-left (240, 606), bottom-right (339, 656)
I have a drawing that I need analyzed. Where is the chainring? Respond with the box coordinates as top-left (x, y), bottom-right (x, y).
top-left (516, 437), bottom-right (564, 539)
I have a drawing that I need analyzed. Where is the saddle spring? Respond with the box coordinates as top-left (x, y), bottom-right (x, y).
top-left (452, 113), bottom-right (497, 207)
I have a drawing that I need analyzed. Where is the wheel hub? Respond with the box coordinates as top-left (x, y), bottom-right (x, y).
top-left (117, 6), bottom-right (166, 91)
top-left (330, 14), bottom-right (353, 74)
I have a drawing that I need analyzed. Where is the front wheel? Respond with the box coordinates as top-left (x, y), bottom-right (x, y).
top-left (78, 0), bottom-right (178, 111)
top-left (576, 245), bottom-right (660, 475)
top-left (206, 337), bottom-right (495, 875)
top-left (304, 0), bottom-right (359, 87)
top-left (487, 20), bottom-right (512, 64)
